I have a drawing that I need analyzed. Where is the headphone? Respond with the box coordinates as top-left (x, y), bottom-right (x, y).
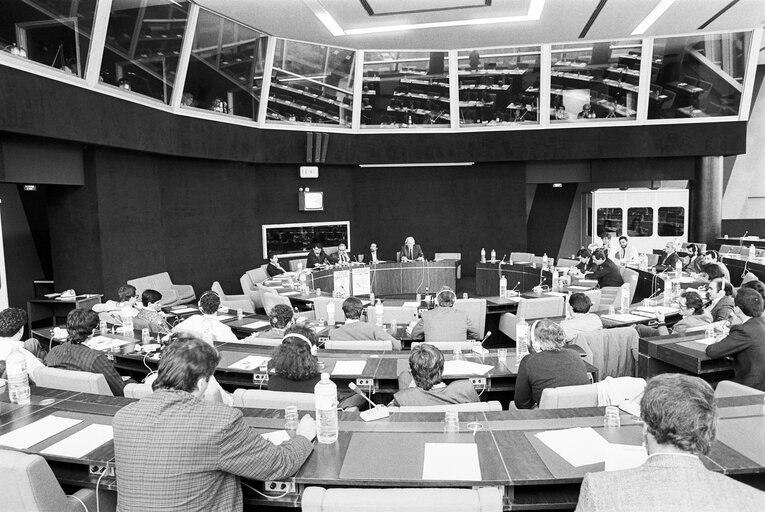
top-left (435, 288), bottom-right (456, 306)
top-left (529, 319), bottom-right (542, 353)
top-left (283, 333), bottom-right (318, 356)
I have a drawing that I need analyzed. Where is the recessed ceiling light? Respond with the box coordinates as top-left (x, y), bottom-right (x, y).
top-left (305, 0), bottom-right (345, 36)
top-left (631, 0), bottom-right (676, 35)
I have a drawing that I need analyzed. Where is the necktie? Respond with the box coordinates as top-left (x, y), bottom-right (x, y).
top-left (409, 246), bottom-right (413, 259)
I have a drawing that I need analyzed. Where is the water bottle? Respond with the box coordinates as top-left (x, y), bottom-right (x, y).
top-left (326, 301), bottom-right (336, 326)
top-left (542, 253), bottom-right (549, 269)
top-left (314, 373), bottom-right (338, 444)
top-left (7, 345), bottom-right (31, 404)
top-left (620, 283), bottom-right (630, 313)
top-left (375, 300), bottom-right (384, 326)
top-left (369, 292), bottom-right (375, 305)
top-left (516, 317), bottom-right (529, 362)
top-left (481, 248), bottom-right (486, 263)
top-left (201, 317), bottom-right (213, 344)
top-left (490, 249), bottom-right (496, 262)
top-left (122, 306), bottom-right (133, 335)
top-left (552, 270), bottom-right (559, 292)
top-left (675, 259), bottom-right (683, 278)
top-left (299, 272), bottom-right (307, 292)
top-left (749, 244), bottom-right (756, 260)
top-left (565, 292), bottom-right (573, 319)
top-left (499, 275), bottom-right (507, 298)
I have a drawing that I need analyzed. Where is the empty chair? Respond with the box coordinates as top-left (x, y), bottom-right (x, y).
top-left (453, 298), bottom-right (487, 339)
top-left (262, 292), bottom-right (292, 315)
top-left (211, 281), bottom-right (254, 313)
top-left (583, 289), bottom-right (602, 312)
top-left (510, 252), bottom-right (534, 262)
top-left (539, 382), bottom-right (599, 409)
top-left (434, 252), bottom-right (462, 278)
top-left (0, 448), bottom-right (117, 512)
top-left (238, 336), bottom-right (283, 347)
top-left (645, 253), bottom-right (660, 266)
top-left (240, 264), bottom-right (270, 311)
top-left (324, 339), bottom-right (392, 351)
top-left (597, 286), bottom-right (622, 311)
top-left (530, 255), bottom-right (549, 266)
top-left (620, 267), bottom-right (639, 304)
top-left (232, 389), bottom-right (315, 409)
top-left (658, 90), bottom-right (676, 117)
top-left (410, 341), bottom-right (476, 352)
top-left (682, 75), bottom-right (698, 86)
top-left (313, 296), bottom-right (347, 324)
top-left (302, 486), bottom-right (502, 512)
top-left (556, 257), bottom-right (578, 268)
top-left (498, 296), bottom-right (565, 341)
top-left (388, 401), bottom-right (502, 412)
top-left (127, 272), bottom-right (195, 306)
top-left (289, 258), bottom-right (307, 272)
top-left (33, 367), bottom-right (113, 396)
top-left (379, 305), bottom-right (419, 325)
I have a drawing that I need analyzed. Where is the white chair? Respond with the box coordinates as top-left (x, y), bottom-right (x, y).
top-left (539, 383), bottom-right (599, 409)
top-left (380, 305), bottom-right (418, 325)
top-left (313, 297), bottom-right (347, 323)
top-left (262, 292), bottom-right (292, 315)
top-left (324, 339), bottom-right (392, 351)
top-left (714, 380), bottom-right (763, 398)
top-left (289, 258), bottom-right (308, 272)
top-left (211, 281), bottom-right (254, 313)
top-left (620, 267), bottom-right (639, 304)
top-left (583, 288), bottom-right (602, 312)
top-left (388, 401), bottom-right (502, 413)
top-left (410, 341), bottom-right (475, 351)
top-left (232, 389), bottom-right (315, 409)
top-left (510, 252), bottom-right (534, 262)
top-left (302, 486), bottom-right (502, 512)
top-left (237, 336), bottom-right (283, 347)
top-left (240, 264), bottom-right (270, 311)
top-left (454, 298), bottom-right (487, 339)
top-left (127, 272), bottom-right (195, 306)
top-left (645, 253), bottom-right (660, 266)
top-left (597, 286), bottom-right (621, 312)
top-left (557, 257), bottom-right (578, 268)
top-left (434, 252), bottom-right (462, 279)
top-left (33, 367), bottom-right (113, 396)
top-left (0, 448), bottom-right (117, 512)
top-left (123, 382), bottom-right (154, 399)
top-left (498, 296), bottom-right (565, 341)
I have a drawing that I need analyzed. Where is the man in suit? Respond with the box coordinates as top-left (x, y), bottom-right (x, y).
top-left (400, 236), bottom-right (424, 262)
top-left (706, 288), bottom-right (765, 390)
top-left (707, 277), bottom-right (737, 323)
top-left (113, 337), bottom-right (316, 512)
top-left (575, 373), bottom-right (765, 511)
top-left (574, 248), bottom-right (595, 275)
top-left (335, 242), bottom-right (352, 264)
top-left (584, 249), bottom-right (624, 288)
top-left (411, 287), bottom-right (478, 341)
top-left (306, 242), bottom-right (333, 268)
top-left (266, 252), bottom-right (286, 277)
top-left (367, 242), bottom-right (383, 264)
top-left (656, 241), bottom-right (680, 270)
top-left (684, 243), bottom-right (704, 273)
top-left (393, 343), bottom-right (479, 406)
top-left (329, 297), bottom-right (401, 350)
top-left (614, 235), bottom-right (639, 265)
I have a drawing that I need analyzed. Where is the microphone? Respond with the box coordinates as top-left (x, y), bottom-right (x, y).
top-left (348, 382), bottom-right (377, 409)
top-left (481, 330), bottom-right (492, 344)
top-left (472, 331), bottom-right (492, 356)
top-left (508, 281), bottom-right (520, 297)
top-left (498, 254), bottom-right (507, 266)
top-left (349, 383), bottom-right (390, 421)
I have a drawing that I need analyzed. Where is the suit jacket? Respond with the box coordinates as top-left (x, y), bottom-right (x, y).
top-left (266, 263), bottom-right (285, 277)
top-left (685, 255), bottom-right (704, 273)
top-left (366, 251), bottom-right (383, 264)
top-left (306, 250), bottom-right (332, 267)
top-left (411, 306), bottom-right (478, 341)
top-left (576, 260), bottom-right (595, 274)
top-left (586, 259), bottom-right (624, 288)
top-left (400, 244), bottom-right (424, 261)
top-left (706, 316), bottom-right (765, 391)
top-left (709, 296), bottom-right (736, 323)
top-left (329, 320), bottom-right (402, 350)
top-left (657, 251), bottom-right (679, 269)
top-left (113, 390), bottom-right (313, 512)
top-left (575, 453), bottom-right (765, 512)
top-left (393, 379), bottom-right (479, 406)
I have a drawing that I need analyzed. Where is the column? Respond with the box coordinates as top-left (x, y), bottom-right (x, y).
top-left (691, 156), bottom-right (723, 246)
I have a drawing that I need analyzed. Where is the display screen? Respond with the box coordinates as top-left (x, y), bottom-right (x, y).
top-left (262, 221), bottom-right (350, 258)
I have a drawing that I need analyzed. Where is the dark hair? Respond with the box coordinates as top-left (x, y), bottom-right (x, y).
top-left (338, 241), bottom-right (347, 248)
top-left (680, 291), bottom-right (705, 316)
top-left (687, 243), bottom-right (698, 255)
top-left (704, 250), bottom-right (719, 261)
top-left (409, 343), bottom-right (444, 390)
top-left (701, 263), bottom-right (724, 280)
top-left (141, 289), bottom-right (163, 307)
top-left (268, 304), bottom-right (294, 328)
top-left (118, 284), bottom-right (137, 302)
top-left (267, 251), bottom-right (278, 260)
top-left (152, 336), bottom-right (220, 392)
top-left (592, 248), bottom-right (606, 261)
top-left (709, 278), bottom-right (733, 297)
top-left (569, 293), bottom-right (592, 314)
top-left (269, 328), bottom-right (320, 381)
top-left (641, 374), bottom-right (716, 455)
top-left (741, 280), bottom-right (765, 303)
top-left (735, 288), bottom-right (764, 318)
top-left (0, 308), bottom-right (27, 337)
top-left (576, 248), bottom-right (591, 259)
top-left (342, 297), bottom-right (364, 320)
top-left (198, 290), bottom-right (220, 315)
top-left (66, 309), bottom-right (99, 344)
top-left (311, 242), bottom-right (323, 250)
top-left (618, 236), bottom-right (628, 243)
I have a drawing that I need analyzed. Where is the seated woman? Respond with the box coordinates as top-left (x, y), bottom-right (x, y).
top-left (393, 343), bottom-right (479, 406)
top-left (45, 309), bottom-right (129, 396)
top-left (514, 320), bottom-right (590, 409)
top-left (242, 304), bottom-right (293, 342)
top-left (135, 289), bottom-right (172, 334)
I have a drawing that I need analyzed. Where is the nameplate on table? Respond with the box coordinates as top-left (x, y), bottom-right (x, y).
top-left (241, 320), bottom-right (270, 330)
top-left (331, 360), bottom-right (366, 376)
top-left (443, 360), bottom-right (493, 376)
top-left (0, 415), bottom-right (82, 450)
top-left (228, 355), bottom-right (270, 370)
top-left (40, 423), bottom-right (113, 458)
top-left (422, 443), bottom-right (481, 481)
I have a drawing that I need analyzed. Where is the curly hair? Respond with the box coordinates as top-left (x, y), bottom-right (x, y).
top-left (409, 343), bottom-right (444, 390)
top-left (118, 284), bottom-right (137, 302)
top-left (152, 336), bottom-right (220, 393)
top-left (268, 304), bottom-right (294, 328)
top-left (198, 290), bottom-right (220, 315)
top-left (680, 291), bottom-right (705, 316)
top-left (532, 319), bottom-right (566, 352)
top-left (67, 309), bottom-right (99, 344)
top-left (0, 307), bottom-right (27, 337)
top-left (269, 336), bottom-right (320, 381)
top-left (641, 374), bottom-right (716, 455)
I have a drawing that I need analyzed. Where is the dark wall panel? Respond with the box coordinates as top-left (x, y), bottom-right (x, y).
top-left (527, 183), bottom-right (579, 259)
top-left (721, 219), bottom-right (765, 238)
top-left (0, 133), bottom-right (84, 185)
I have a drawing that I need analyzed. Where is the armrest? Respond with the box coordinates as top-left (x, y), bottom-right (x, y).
top-left (220, 298), bottom-right (254, 314)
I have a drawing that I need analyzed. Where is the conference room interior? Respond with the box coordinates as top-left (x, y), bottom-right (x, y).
top-left (2, 1), bottom-right (765, 511)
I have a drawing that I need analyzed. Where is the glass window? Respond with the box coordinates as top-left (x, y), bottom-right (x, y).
top-left (99, 0), bottom-right (189, 103)
top-left (627, 207), bottom-right (653, 237)
top-left (658, 207), bottom-right (684, 236)
top-left (0, 0), bottom-right (97, 77)
top-left (457, 46), bottom-right (541, 127)
top-left (266, 39), bottom-right (354, 127)
top-left (362, 51), bottom-right (449, 129)
top-left (649, 32), bottom-right (750, 119)
top-left (596, 208), bottom-right (623, 237)
top-left (550, 40), bottom-right (642, 123)
top-left (182, 9), bottom-right (266, 119)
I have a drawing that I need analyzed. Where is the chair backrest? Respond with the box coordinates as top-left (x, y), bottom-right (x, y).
top-left (246, 264), bottom-right (270, 286)
top-left (539, 383), bottom-right (599, 409)
top-left (313, 297), bottom-right (348, 323)
top-left (302, 486), bottom-right (502, 512)
top-left (659, 90), bottom-right (675, 109)
top-left (0, 448), bottom-right (73, 512)
top-left (232, 389), bottom-right (316, 409)
top-left (510, 252), bottom-right (534, 262)
top-left (719, 244), bottom-right (738, 255)
top-left (410, 341), bottom-right (475, 351)
top-left (324, 339), bottom-right (392, 351)
top-left (714, 380), bottom-right (764, 398)
top-left (434, 252), bottom-right (461, 261)
top-left (597, 286), bottom-right (621, 311)
top-left (517, 296), bottom-right (565, 319)
top-left (289, 258), bottom-right (308, 272)
top-left (388, 401), bottom-right (502, 413)
top-left (380, 305), bottom-right (418, 324)
top-left (240, 336), bottom-right (283, 347)
top-left (211, 281), bottom-right (227, 298)
top-left (262, 293), bottom-right (292, 315)
top-left (98, 311), bottom-right (121, 326)
top-left (583, 289), bottom-right (602, 312)
top-left (124, 382), bottom-right (154, 399)
top-left (530, 255), bottom-right (548, 266)
top-left (454, 298), bottom-right (487, 338)
top-left (645, 253), bottom-right (660, 266)
top-left (556, 257), bottom-right (578, 267)
top-left (620, 267), bottom-right (639, 304)
top-left (572, 326), bottom-right (638, 379)
top-left (127, 272), bottom-right (173, 296)
top-left (33, 367), bottom-right (113, 396)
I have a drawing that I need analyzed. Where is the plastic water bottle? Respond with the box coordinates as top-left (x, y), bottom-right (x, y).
top-left (299, 272), bottom-right (307, 292)
top-left (7, 345), bottom-right (31, 404)
top-left (314, 373), bottom-right (338, 444)
top-left (481, 248), bottom-right (486, 263)
top-left (542, 253), bottom-right (549, 269)
top-left (565, 292), bottom-right (573, 319)
top-left (369, 292), bottom-right (375, 305)
top-left (122, 308), bottom-right (133, 336)
top-left (375, 300), bottom-right (384, 326)
top-left (201, 317), bottom-right (213, 344)
top-left (499, 275), bottom-right (507, 298)
top-left (749, 244), bottom-right (756, 260)
top-left (620, 283), bottom-right (630, 313)
top-left (326, 301), bottom-right (336, 326)
top-left (552, 270), bottom-right (559, 292)
top-left (490, 249), bottom-right (496, 262)
top-left (516, 317), bottom-right (529, 362)
top-left (675, 259), bottom-right (683, 278)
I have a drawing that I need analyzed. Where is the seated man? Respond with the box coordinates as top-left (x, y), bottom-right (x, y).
top-left (92, 284), bottom-right (137, 313)
top-left (411, 287), bottom-right (478, 341)
top-left (173, 290), bottom-right (237, 343)
top-left (335, 242), bottom-right (352, 264)
top-left (113, 337), bottom-right (315, 512)
top-left (684, 243), bottom-right (704, 273)
top-left (514, 320), bottom-right (590, 409)
top-left (244, 303), bottom-right (293, 340)
top-left (0, 307), bottom-right (44, 379)
top-left (306, 243), bottom-right (333, 268)
top-left (707, 277), bottom-right (736, 323)
top-left (705, 288), bottom-right (765, 391)
top-left (329, 297), bottom-right (401, 350)
top-left (135, 289), bottom-right (173, 334)
top-left (655, 241), bottom-right (680, 270)
top-left (584, 249), bottom-right (624, 288)
top-left (45, 309), bottom-right (127, 396)
top-left (703, 250), bottom-right (731, 281)
top-left (614, 236), bottom-right (639, 265)
top-left (393, 343), bottom-right (479, 406)
top-left (575, 373), bottom-right (765, 511)
top-left (266, 252), bottom-right (286, 277)
top-left (400, 236), bottom-right (424, 262)
top-left (573, 248), bottom-right (595, 274)
top-left (559, 293), bottom-right (603, 341)
top-left (635, 291), bottom-right (712, 338)
top-left (367, 242), bottom-right (383, 264)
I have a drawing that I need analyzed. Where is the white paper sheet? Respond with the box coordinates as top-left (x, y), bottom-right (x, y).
top-left (40, 423), bottom-right (113, 458)
top-left (171, 307), bottom-right (198, 314)
top-left (261, 430), bottom-right (291, 446)
top-left (242, 320), bottom-right (270, 330)
top-left (228, 355), bottom-right (270, 370)
top-left (545, 292), bottom-right (567, 297)
top-left (693, 337), bottom-right (717, 346)
top-left (567, 285), bottom-right (591, 291)
top-left (618, 400), bottom-right (641, 416)
top-left (422, 443), bottom-right (481, 481)
top-left (601, 313), bottom-right (649, 323)
top-left (85, 336), bottom-right (133, 351)
top-left (634, 306), bottom-right (680, 316)
top-left (534, 427), bottom-right (610, 467)
top-left (280, 291), bottom-right (300, 296)
top-left (402, 301), bottom-right (420, 308)
top-left (0, 415), bottom-right (82, 449)
top-left (443, 360), bottom-right (494, 376)
top-left (215, 314), bottom-right (234, 322)
top-left (604, 443), bottom-right (647, 471)
top-left (331, 360), bottom-right (366, 375)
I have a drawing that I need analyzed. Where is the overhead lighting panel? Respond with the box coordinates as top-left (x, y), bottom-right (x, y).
top-left (631, 0), bottom-right (676, 35)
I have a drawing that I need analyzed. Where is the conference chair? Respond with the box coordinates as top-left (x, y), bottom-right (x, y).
top-left (388, 401), bottom-right (502, 413)
top-left (454, 298), bottom-right (487, 339)
top-left (239, 336), bottom-right (283, 347)
top-left (682, 75), bottom-right (698, 86)
top-left (33, 367), bottom-right (113, 396)
top-left (718, 244), bottom-right (738, 255)
top-left (645, 253), bottom-right (660, 266)
top-left (571, 326), bottom-right (639, 378)
top-left (324, 339), bottom-right (393, 351)
top-left (211, 281), bottom-right (254, 313)
top-left (313, 296), bottom-right (348, 323)
top-left (289, 258), bottom-right (307, 272)
top-left (597, 287), bottom-right (621, 312)
top-left (410, 341), bottom-right (475, 351)
top-left (232, 389), bottom-right (315, 409)
top-left (302, 487), bottom-right (502, 512)
top-left (434, 252), bottom-right (462, 278)
top-left (127, 272), bottom-right (195, 307)
top-left (583, 288), bottom-right (602, 312)
top-left (262, 292), bottom-right (292, 315)
top-left (498, 296), bottom-right (565, 341)
top-left (0, 448), bottom-right (117, 512)
top-left (539, 383), bottom-right (599, 409)
top-left (657, 90), bottom-right (676, 117)
top-left (530, 255), bottom-right (550, 267)
top-left (556, 257), bottom-right (578, 268)
top-left (510, 252), bottom-right (534, 262)
top-left (714, 380), bottom-right (763, 398)
top-left (378, 305), bottom-right (419, 325)
top-left (620, 267), bottom-right (639, 304)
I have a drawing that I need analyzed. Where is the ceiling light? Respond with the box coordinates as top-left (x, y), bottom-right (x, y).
top-left (552, 183), bottom-right (563, 188)
top-left (631, 0), bottom-right (676, 35)
top-left (304, 0), bottom-right (345, 36)
top-left (359, 162), bottom-right (475, 168)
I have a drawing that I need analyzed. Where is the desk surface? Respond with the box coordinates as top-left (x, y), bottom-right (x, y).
top-left (638, 331), bottom-right (736, 381)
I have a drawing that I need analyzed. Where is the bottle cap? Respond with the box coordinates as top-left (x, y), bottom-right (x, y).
top-left (321, 372), bottom-right (330, 380)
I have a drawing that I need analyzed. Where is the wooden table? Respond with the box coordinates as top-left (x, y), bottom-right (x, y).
top-left (720, 255), bottom-right (765, 287)
top-left (27, 295), bottom-right (102, 333)
top-left (476, 262), bottom-right (553, 297)
top-left (638, 332), bottom-right (735, 384)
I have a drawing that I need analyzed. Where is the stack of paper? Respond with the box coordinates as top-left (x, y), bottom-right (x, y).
top-left (40, 424), bottom-right (113, 458)
top-left (422, 443), bottom-right (481, 480)
top-left (535, 427), bottom-right (610, 467)
top-left (242, 320), bottom-right (270, 330)
top-left (0, 416), bottom-right (82, 449)
top-left (85, 336), bottom-right (132, 351)
top-left (331, 360), bottom-right (366, 375)
top-left (601, 313), bottom-right (649, 323)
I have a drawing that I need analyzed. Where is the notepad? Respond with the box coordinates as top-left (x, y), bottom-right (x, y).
top-left (41, 424), bottom-right (113, 458)
top-left (228, 355), bottom-right (270, 370)
top-left (331, 360), bottom-right (366, 376)
top-left (242, 320), bottom-right (270, 330)
top-left (422, 443), bottom-right (481, 481)
top-left (443, 360), bottom-right (493, 376)
top-left (0, 415), bottom-right (82, 449)
top-left (261, 430), bottom-right (291, 446)
top-left (604, 443), bottom-right (647, 471)
top-left (534, 427), bottom-right (610, 467)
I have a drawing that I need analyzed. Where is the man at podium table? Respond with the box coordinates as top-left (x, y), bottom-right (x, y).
top-left (400, 236), bottom-right (424, 262)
